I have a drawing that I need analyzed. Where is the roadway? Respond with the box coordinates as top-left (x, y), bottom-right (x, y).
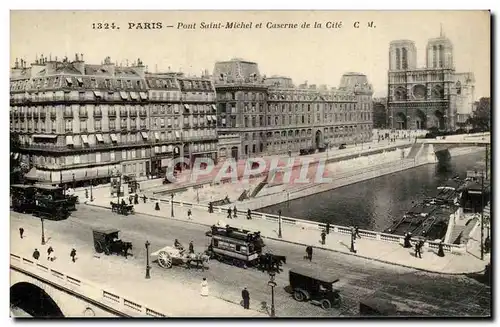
top-left (10, 205), bottom-right (491, 317)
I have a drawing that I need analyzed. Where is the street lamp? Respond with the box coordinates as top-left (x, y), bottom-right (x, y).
top-left (72, 173), bottom-right (76, 189)
top-left (286, 192), bottom-right (290, 209)
top-left (170, 193), bottom-right (174, 218)
top-left (145, 240), bottom-right (151, 279)
top-left (90, 180), bottom-right (94, 202)
top-left (41, 218), bottom-right (46, 245)
top-left (480, 172), bottom-right (485, 261)
top-left (268, 271), bottom-right (277, 317)
top-left (277, 209), bottom-right (282, 238)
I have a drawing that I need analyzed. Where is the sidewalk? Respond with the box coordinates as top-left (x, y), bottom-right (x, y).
top-left (86, 196), bottom-right (489, 275)
top-left (10, 221), bottom-right (265, 318)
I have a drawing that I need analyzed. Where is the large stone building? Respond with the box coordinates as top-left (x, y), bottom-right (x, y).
top-left (9, 55), bottom-right (217, 185)
top-left (387, 31), bottom-right (475, 131)
top-left (213, 58), bottom-right (373, 160)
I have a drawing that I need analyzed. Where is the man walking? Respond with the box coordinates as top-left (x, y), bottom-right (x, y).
top-left (70, 248), bottom-right (77, 263)
top-left (321, 230), bottom-right (326, 245)
top-left (233, 206), bottom-right (238, 218)
top-left (241, 287), bottom-right (250, 309)
top-left (227, 207), bottom-right (232, 219)
top-left (187, 209), bottom-right (193, 220)
top-left (32, 248), bottom-right (40, 261)
top-left (247, 209), bottom-right (252, 220)
top-left (19, 227), bottom-right (24, 239)
top-left (189, 241), bottom-right (194, 254)
top-left (142, 194), bottom-right (147, 204)
top-left (414, 240), bottom-right (422, 259)
top-left (305, 246), bottom-right (313, 261)
top-left (354, 225), bottom-right (361, 239)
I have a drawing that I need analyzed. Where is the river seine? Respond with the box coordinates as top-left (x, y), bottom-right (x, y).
top-left (259, 151), bottom-right (486, 231)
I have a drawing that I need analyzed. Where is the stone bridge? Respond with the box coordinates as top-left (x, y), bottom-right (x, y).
top-left (10, 253), bottom-right (167, 318)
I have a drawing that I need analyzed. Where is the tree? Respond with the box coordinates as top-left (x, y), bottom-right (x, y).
top-left (10, 132), bottom-right (27, 184)
top-left (372, 102), bottom-right (387, 128)
top-left (467, 97), bottom-right (491, 131)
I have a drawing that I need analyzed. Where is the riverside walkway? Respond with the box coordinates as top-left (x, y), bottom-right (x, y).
top-left (85, 195), bottom-right (489, 275)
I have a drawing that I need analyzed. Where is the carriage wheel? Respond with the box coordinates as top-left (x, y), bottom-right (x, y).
top-left (320, 299), bottom-right (332, 310)
top-left (158, 251), bottom-right (173, 268)
top-left (104, 245), bottom-right (111, 255)
top-left (95, 241), bottom-right (104, 254)
top-left (293, 290), bottom-right (306, 302)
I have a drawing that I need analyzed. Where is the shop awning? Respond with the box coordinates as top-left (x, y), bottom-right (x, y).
top-left (184, 104), bottom-right (190, 110)
top-left (141, 131), bottom-right (148, 139)
top-left (120, 92), bottom-right (128, 100)
top-left (65, 135), bottom-right (74, 145)
top-left (93, 90), bottom-right (102, 98)
top-left (212, 104), bottom-right (217, 111)
top-left (110, 134), bottom-right (118, 142)
top-left (154, 132), bottom-right (160, 140)
top-left (32, 134), bottom-right (57, 140)
top-left (96, 134), bottom-right (104, 142)
top-left (139, 92), bottom-right (147, 100)
top-left (130, 92), bottom-right (138, 100)
top-left (81, 135), bottom-right (89, 144)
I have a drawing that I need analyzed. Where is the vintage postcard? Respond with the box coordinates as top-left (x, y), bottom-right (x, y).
top-left (9, 10), bottom-right (491, 318)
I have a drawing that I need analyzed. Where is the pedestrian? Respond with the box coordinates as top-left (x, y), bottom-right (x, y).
top-left (208, 202), bottom-right (213, 213)
top-left (241, 287), bottom-right (250, 309)
top-left (305, 246), bottom-right (313, 261)
top-left (233, 206), bottom-right (237, 218)
top-left (321, 230), bottom-right (326, 245)
top-left (485, 236), bottom-right (491, 253)
top-left (200, 277), bottom-right (208, 297)
top-left (47, 246), bottom-right (54, 261)
top-left (325, 221), bottom-right (330, 234)
top-left (354, 225), bottom-right (361, 239)
top-left (155, 201), bottom-right (160, 211)
top-left (85, 189), bottom-right (89, 199)
top-left (142, 194), bottom-right (147, 204)
top-left (187, 208), bottom-right (192, 220)
top-left (350, 233), bottom-right (357, 253)
top-left (200, 278), bottom-right (209, 297)
top-left (19, 227), bottom-right (24, 239)
top-left (227, 208), bottom-right (232, 219)
top-left (437, 240), bottom-right (445, 257)
top-left (403, 232), bottom-right (412, 248)
top-left (129, 195), bottom-right (133, 205)
top-left (32, 248), bottom-right (40, 261)
top-left (121, 199), bottom-right (126, 206)
top-left (247, 209), bottom-right (252, 220)
top-left (70, 248), bottom-right (77, 263)
top-left (189, 241), bottom-right (194, 254)
top-left (134, 193), bottom-right (139, 205)
top-left (414, 241), bottom-right (422, 259)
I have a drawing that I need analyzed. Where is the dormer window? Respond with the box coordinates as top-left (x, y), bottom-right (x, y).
top-left (77, 77), bottom-right (84, 87)
top-left (65, 77), bottom-right (72, 87)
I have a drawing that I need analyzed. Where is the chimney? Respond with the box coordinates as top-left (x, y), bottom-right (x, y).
top-left (102, 56), bottom-right (115, 76)
top-left (73, 53), bottom-right (86, 74)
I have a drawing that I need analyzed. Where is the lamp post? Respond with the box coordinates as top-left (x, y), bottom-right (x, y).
top-left (170, 193), bottom-right (174, 218)
top-left (286, 192), bottom-right (290, 209)
top-left (277, 209), bottom-right (282, 238)
top-left (145, 240), bottom-right (151, 279)
top-left (196, 188), bottom-right (200, 204)
top-left (90, 180), bottom-right (94, 202)
top-left (268, 271), bottom-right (277, 317)
top-left (72, 173), bottom-right (76, 190)
top-left (480, 172), bottom-right (485, 261)
top-left (41, 218), bottom-right (46, 245)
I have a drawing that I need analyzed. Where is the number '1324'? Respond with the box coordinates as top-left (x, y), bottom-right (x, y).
top-left (92, 23), bottom-right (119, 30)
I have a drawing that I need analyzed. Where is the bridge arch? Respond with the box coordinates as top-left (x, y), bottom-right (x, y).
top-left (10, 282), bottom-right (64, 317)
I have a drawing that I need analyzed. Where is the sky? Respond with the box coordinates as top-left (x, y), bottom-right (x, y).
top-left (10, 10), bottom-right (490, 99)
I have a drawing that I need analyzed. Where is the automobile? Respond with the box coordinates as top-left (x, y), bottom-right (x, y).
top-left (289, 267), bottom-right (342, 310)
top-left (92, 228), bottom-right (133, 257)
top-left (338, 144), bottom-right (347, 150)
top-left (359, 296), bottom-right (398, 316)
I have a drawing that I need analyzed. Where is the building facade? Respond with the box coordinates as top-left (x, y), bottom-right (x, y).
top-left (10, 55), bottom-right (217, 185)
top-left (213, 58), bottom-right (373, 160)
top-left (387, 32), bottom-right (475, 131)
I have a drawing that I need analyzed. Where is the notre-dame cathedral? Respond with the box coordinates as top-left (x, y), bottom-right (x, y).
top-left (387, 29), bottom-right (475, 131)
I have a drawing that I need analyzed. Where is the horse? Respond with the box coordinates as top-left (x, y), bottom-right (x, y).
top-left (109, 240), bottom-right (133, 258)
top-left (185, 252), bottom-right (210, 270)
top-left (258, 253), bottom-right (286, 273)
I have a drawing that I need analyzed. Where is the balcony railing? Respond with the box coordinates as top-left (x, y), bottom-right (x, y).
top-left (26, 113), bottom-right (33, 118)
top-left (94, 111), bottom-right (103, 118)
top-left (130, 126), bottom-right (137, 131)
top-left (109, 111), bottom-right (117, 117)
top-left (120, 126), bottom-right (128, 132)
top-left (139, 111), bottom-right (147, 117)
top-left (129, 111), bottom-right (137, 117)
top-left (109, 126), bottom-right (116, 131)
top-left (64, 112), bottom-right (73, 118)
top-left (50, 112), bottom-right (56, 118)
top-left (78, 112), bottom-right (88, 118)
top-left (40, 112), bottom-right (46, 119)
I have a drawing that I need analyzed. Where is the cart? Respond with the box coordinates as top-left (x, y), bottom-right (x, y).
top-left (151, 245), bottom-right (209, 270)
top-left (92, 228), bottom-right (133, 257)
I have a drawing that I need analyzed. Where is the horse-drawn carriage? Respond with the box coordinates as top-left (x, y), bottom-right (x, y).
top-left (150, 244), bottom-right (210, 270)
top-left (110, 201), bottom-right (135, 215)
top-left (92, 228), bottom-right (133, 257)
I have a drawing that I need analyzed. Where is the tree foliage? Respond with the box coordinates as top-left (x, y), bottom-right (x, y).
top-left (467, 97), bottom-right (491, 130)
